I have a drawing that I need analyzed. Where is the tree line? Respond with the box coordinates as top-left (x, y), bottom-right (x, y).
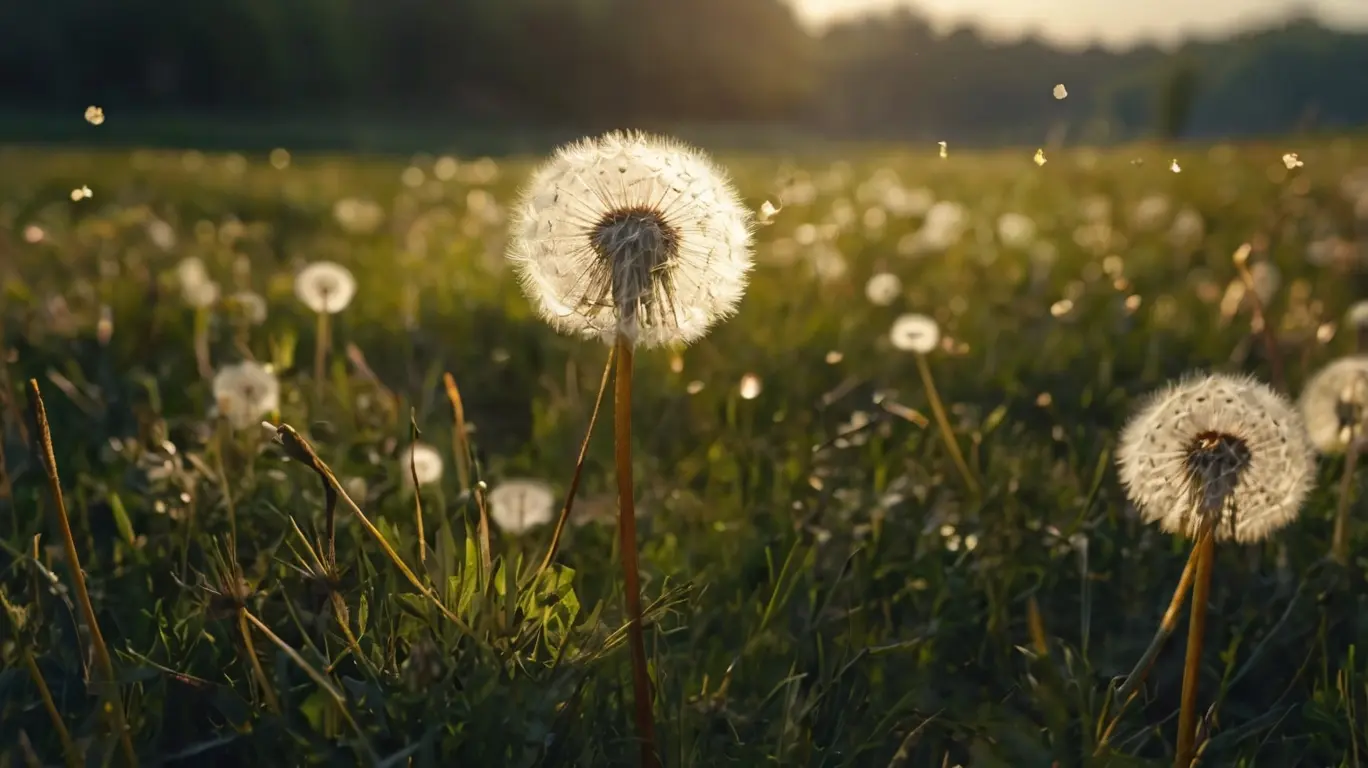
top-left (2, 0), bottom-right (1365, 144)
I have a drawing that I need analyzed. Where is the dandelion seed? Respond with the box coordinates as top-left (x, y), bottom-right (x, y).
top-left (506, 130), bottom-right (754, 349)
top-left (1052, 84), bottom-right (1068, 100)
top-left (1282, 153), bottom-right (1303, 170)
top-left (758, 200), bottom-right (781, 225)
top-left (294, 261), bottom-right (356, 315)
top-left (864, 272), bottom-right (902, 306)
top-left (486, 479), bottom-right (556, 534)
top-left (1034, 149), bottom-right (1047, 167)
top-left (1116, 373), bottom-right (1315, 542)
top-left (212, 362), bottom-right (280, 430)
top-left (1300, 356), bottom-right (1368, 454)
top-left (825, 350), bottom-right (844, 364)
top-left (23, 225), bottom-right (44, 243)
top-left (84, 106), bottom-right (105, 125)
top-left (686, 380), bottom-right (705, 394)
top-left (70, 186), bottom-right (92, 201)
top-left (400, 443), bottom-right (444, 487)
top-left (938, 141), bottom-right (948, 159)
top-left (1170, 159), bottom-right (1182, 173)
top-left (890, 313), bottom-right (940, 354)
top-left (739, 373), bottom-right (763, 400)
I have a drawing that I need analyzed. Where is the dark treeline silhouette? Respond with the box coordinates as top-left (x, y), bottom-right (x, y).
top-left (2, 0), bottom-right (1366, 146)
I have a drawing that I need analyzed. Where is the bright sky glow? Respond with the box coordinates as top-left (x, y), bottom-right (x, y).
top-left (790, 0), bottom-right (1368, 45)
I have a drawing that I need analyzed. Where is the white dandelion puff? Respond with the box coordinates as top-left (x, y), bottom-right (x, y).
top-left (506, 130), bottom-right (754, 349)
top-left (739, 373), bottom-right (763, 400)
top-left (890, 313), bottom-right (940, 354)
top-left (1346, 301), bottom-right (1368, 330)
top-left (400, 443), bottom-right (444, 488)
top-left (486, 479), bottom-right (556, 534)
top-left (1116, 373), bottom-right (1315, 543)
top-left (212, 362), bottom-right (280, 430)
top-left (177, 258), bottom-right (220, 309)
top-left (294, 261), bottom-right (357, 315)
top-left (227, 291), bottom-right (268, 325)
top-left (1299, 356), bottom-right (1368, 454)
top-left (865, 272), bottom-right (902, 306)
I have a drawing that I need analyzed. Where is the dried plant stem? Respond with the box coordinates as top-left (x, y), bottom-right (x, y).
top-left (1175, 524), bottom-right (1215, 768)
top-left (441, 373), bottom-right (473, 493)
top-left (1232, 243), bottom-right (1284, 391)
top-left (236, 610), bottom-right (281, 714)
top-left (213, 434), bottom-right (238, 544)
top-left (408, 444), bottom-right (427, 565)
top-left (1095, 542), bottom-right (1201, 755)
top-left (1332, 444), bottom-right (1359, 565)
top-left (914, 352), bottom-right (978, 496)
top-left (26, 380), bottom-right (138, 767)
top-left (613, 338), bottom-right (660, 768)
top-left (314, 311), bottom-right (331, 404)
top-left (532, 344), bottom-right (615, 584)
top-left (21, 648), bottom-right (83, 768)
top-left (193, 308), bottom-right (212, 381)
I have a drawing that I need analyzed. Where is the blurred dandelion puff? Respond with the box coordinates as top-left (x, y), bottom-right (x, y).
top-left (487, 479), bottom-right (556, 535)
top-left (889, 313), bottom-right (940, 354)
top-left (295, 261), bottom-right (355, 402)
top-left (399, 443), bottom-right (444, 488)
top-left (1300, 356), bottom-right (1368, 564)
top-left (213, 362), bottom-right (280, 430)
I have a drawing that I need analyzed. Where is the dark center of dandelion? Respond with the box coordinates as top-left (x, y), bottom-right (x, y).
top-left (1183, 430), bottom-right (1252, 516)
top-left (589, 205), bottom-right (682, 331)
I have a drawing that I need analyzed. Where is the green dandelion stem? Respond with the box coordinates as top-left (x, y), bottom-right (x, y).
top-left (914, 351), bottom-right (978, 495)
top-left (1332, 443), bottom-right (1359, 565)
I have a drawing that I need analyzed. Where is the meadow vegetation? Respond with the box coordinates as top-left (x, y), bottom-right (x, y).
top-left (1, 138), bottom-right (1367, 766)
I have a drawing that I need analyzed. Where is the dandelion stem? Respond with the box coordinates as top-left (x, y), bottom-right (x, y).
top-left (532, 343), bottom-right (615, 585)
top-left (1232, 244), bottom-right (1284, 391)
top-left (613, 337), bottom-right (660, 768)
top-left (193, 307), bottom-right (212, 381)
top-left (314, 311), bottom-right (330, 405)
top-left (914, 352), bottom-right (978, 495)
top-left (237, 610), bottom-right (281, 714)
top-left (1175, 524), bottom-right (1215, 768)
top-left (1332, 443), bottom-right (1359, 565)
top-left (1095, 541), bottom-right (1200, 755)
top-left (26, 380), bottom-right (138, 767)
top-left (441, 373), bottom-right (473, 493)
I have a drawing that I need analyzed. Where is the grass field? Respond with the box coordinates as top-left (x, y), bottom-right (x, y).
top-left (1, 137), bottom-right (1367, 767)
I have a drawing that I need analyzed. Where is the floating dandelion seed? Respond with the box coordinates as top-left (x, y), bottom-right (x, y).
top-left (70, 186), bottom-right (92, 201)
top-left (938, 141), bottom-right (948, 159)
top-left (1282, 153), bottom-right (1303, 170)
top-left (486, 479), bottom-right (556, 534)
top-left (84, 106), bottom-right (105, 125)
top-left (400, 443), bottom-right (444, 487)
top-left (294, 261), bottom-right (356, 315)
top-left (507, 130), bottom-right (754, 349)
top-left (1033, 149), bottom-right (1047, 167)
top-left (889, 313), bottom-right (940, 354)
top-left (1116, 373), bottom-right (1314, 543)
top-left (758, 200), bottom-right (781, 225)
top-left (865, 272), bottom-right (902, 306)
top-left (212, 362), bottom-right (280, 430)
top-left (739, 373), bottom-right (763, 400)
top-left (1301, 356), bottom-right (1368, 454)
top-left (1052, 84), bottom-right (1068, 100)
top-left (1170, 159), bottom-right (1182, 173)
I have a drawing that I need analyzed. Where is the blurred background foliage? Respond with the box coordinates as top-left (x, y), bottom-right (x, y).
top-left (2, 1), bottom-right (1368, 151)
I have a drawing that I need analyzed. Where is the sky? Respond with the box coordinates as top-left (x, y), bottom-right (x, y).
top-left (790, 0), bottom-right (1368, 45)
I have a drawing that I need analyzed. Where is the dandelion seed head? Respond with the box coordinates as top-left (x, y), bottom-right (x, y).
top-left (1116, 373), bottom-right (1314, 543)
top-left (1052, 84), bottom-right (1068, 100)
top-left (507, 131), bottom-right (754, 349)
top-left (864, 272), bottom-right (902, 306)
top-left (227, 291), bottom-right (268, 325)
top-left (1346, 301), bottom-right (1368, 329)
top-left (486, 479), bottom-right (556, 534)
top-left (84, 106), bottom-right (105, 125)
top-left (890, 313), bottom-right (940, 354)
top-left (1282, 152), bottom-right (1303, 170)
top-left (294, 261), bottom-right (357, 314)
top-left (1299, 356), bottom-right (1368, 454)
top-left (400, 443), bottom-right (444, 487)
top-left (212, 362), bottom-right (280, 430)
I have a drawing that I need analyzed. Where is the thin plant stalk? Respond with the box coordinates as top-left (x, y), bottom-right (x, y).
top-left (1175, 523), bottom-right (1216, 767)
top-left (441, 373), bottom-right (473, 493)
top-left (613, 338), bottom-right (660, 768)
top-left (1094, 541), bottom-right (1201, 755)
top-left (532, 344), bottom-right (615, 585)
top-left (237, 610), bottom-right (281, 714)
top-left (913, 352), bottom-right (978, 495)
top-left (314, 311), bottom-right (330, 404)
top-left (408, 439), bottom-right (427, 565)
top-left (193, 307), bottom-right (212, 381)
top-left (1332, 441), bottom-right (1359, 565)
top-left (2, 592), bottom-right (81, 768)
top-left (1231, 243), bottom-right (1284, 391)
top-left (26, 380), bottom-right (138, 767)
